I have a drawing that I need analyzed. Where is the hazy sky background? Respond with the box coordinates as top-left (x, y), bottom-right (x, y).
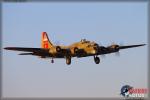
top-left (2, 2), bottom-right (148, 98)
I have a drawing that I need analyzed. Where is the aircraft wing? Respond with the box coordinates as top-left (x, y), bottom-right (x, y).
top-left (4, 47), bottom-right (49, 57)
top-left (98, 44), bottom-right (146, 55)
top-left (119, 44), bottom-right (146, 49)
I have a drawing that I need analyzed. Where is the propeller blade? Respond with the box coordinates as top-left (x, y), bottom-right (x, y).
top-left (54, 41), bottom-right (60, 45)
top-left (101, 54), bottom-right (106, 58)
top-left (115, 52), bottom-right (120, 56)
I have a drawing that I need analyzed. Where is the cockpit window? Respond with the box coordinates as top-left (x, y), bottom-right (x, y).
top-left (81, 39), bottom-right (86, 42)
top-left (81, 39), bottom-right (90, 43)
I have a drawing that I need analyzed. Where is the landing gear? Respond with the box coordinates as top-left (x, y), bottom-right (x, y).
top-left (94, 56), bottom-right (100, 64)
top-left (51, 58), bottom-right (54, 63)
top-left (66, 56), bottom-right (71, 65)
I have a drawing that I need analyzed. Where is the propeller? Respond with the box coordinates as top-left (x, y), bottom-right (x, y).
top-left (111, 41), bottom-right (124, 46)
top-left (96, 41), bottom-right (125, 57)
top-left (115, 51), bottom-right (120, 56)
top-left (116, 42), bottom-right (125, 56)
top-left (54, 40), bottom-right (60, 46)
top-left (101, 54), bottom-right (106, 58)
top-left (110, 42), bottom-right (124, 57)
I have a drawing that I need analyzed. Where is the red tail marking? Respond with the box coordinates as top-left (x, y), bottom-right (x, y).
top-left (42, 32), bottom-right (48, 49)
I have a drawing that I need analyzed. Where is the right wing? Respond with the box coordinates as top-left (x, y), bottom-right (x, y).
top-left (98, 44), bottom-right (146, 55)
top-left (119, 44), bottom-right (146, 49)
top-left (4, 47), bottom-right (49, 57)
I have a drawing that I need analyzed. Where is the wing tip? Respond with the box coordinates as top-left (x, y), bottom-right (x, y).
top-left (4, 47), bottom-right (15, 50)
top-left (140, 44), bottom-right (146, 46)
top-left (4, 47), bottom-right (19, 50)
top-left (4, 47), bottom-right (9, 50)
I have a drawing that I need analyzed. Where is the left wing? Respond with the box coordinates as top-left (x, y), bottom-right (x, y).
top-left (98, 44), bottom-right (146, 55)
top-left (4, 47), bottom-right (49, 57)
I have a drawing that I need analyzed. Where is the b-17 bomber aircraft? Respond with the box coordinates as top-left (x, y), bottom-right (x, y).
top-left (4, 32), bottom-right (146, 65)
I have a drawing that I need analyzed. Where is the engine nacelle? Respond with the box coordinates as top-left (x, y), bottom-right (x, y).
top-left (56, 46), bottom-right (62, 52)
top-left (74, 47), bottom-right (79, 54)
top-left (109, 45), bottom-right (120, 51)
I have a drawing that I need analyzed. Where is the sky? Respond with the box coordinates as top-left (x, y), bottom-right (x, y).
top-left (2, 2), bottom-right (148, 98)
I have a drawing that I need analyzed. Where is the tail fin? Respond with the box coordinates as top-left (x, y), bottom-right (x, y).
top-left (41, 32), bottom-right (54, 49)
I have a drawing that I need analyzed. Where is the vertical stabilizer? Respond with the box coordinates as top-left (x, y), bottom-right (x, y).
top-left (41, 32), bottom-right (54, 49)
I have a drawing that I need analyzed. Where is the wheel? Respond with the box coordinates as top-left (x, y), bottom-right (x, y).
top-left (51, 59), bottom-right (54, 63)
top-left (94, 56), bottom-right (100, 64)
top-left (66, 56), bottom-right (71, 65)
